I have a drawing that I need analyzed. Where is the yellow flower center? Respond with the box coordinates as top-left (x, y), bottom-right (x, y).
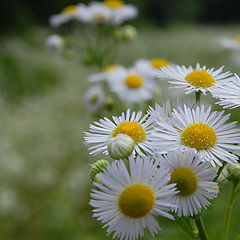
top-left (62, 5), bottom-right (77, 16)
top-left (151, 58), bottom-right (169, 69)
top-left (185, 69), bottom-right (216, 88)
top-left (181, 123), bottom-right (217, 151)
top-left (102, 64), bottom-right (118, 72)
top-left (90, 94), bottom-right (98, 104)
top-left (104, 0), bottom-right (124, 8)
top-left (112, 121), bottom-right (146, 143)
top-left (125, 74), bottom-right (143, 88)
top-left (93, 14), bottom-right (107, 22)
top-left (118, 184), bottom-right (155, 219)
top-left (235, 35), bottom-right (240, 43)
top-left (169, 168), bottom-right (197, 196)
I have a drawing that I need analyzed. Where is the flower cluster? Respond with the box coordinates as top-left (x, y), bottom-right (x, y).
top-left (49, 0), bottom-right (138, 27)
top-left (84, 60), bottom-right (240, 240)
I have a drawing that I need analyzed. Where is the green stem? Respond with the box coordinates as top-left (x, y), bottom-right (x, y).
top-left (195, 91), bottom-right (201, 104)
top-left (195, 216), bottom-right (208, 240)
top-left (214, 162), bottom-right (226, 182)
top-left (222, 183), bottom-right (239, 240)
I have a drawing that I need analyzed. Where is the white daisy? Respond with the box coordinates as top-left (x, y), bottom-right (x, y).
top-left (88, 64), bottom-right (126, 83)
top-left (219, 35), bottom-right (240, 51)
top-left (90, 155), bottom-right (177, 240)
top-left (211, 73), bottom-right (240, 109)
top-left (45, 34), bottom-right (63, 54)
top-left (158, 63), bottom-right (233, 95)
top-left (151, 105), bottom-right (240, 166)
top-left (103, 0), bottom-right (138, 26)
top-left (83, 85), bottom-right (104, 112)
top-left (158, 149), bottom-right (218, 217)
top-left (134, 58), bottom-right (171, 79)
top-left (84, 109), bottom-right (155, 157)
top-left (49, 4), bottom-right (88, 27)
top-left (82, 2), bottom-right (111, 24)
top-left (107, 67), bottom-right (157, 104)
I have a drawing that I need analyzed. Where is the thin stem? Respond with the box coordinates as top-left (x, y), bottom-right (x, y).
top-left (214, 162), bottom-right (226, 182)
top-left (195, 216), bottom-right (208, 240)
top-left (222, 183), bottom-right (239, 240)
top-left (195, 91), bottom-right (201, 104)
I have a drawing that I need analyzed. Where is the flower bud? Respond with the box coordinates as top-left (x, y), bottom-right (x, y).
top-left (108, 134), bottom-right (135, 159)
top-left (122, 25), bottom-right (137, 41)
top-left (90, 159), bottom-right (110, 183)
top-left (227, 163), bottom-right (240, 182)
top-left (45, 34), bottom-right (63, 53)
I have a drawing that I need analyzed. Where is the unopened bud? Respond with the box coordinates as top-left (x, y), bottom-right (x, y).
top-left (108, 134), bottom-right (135, 159)
top-left (90, 159), bottom-right (110, 183)
top-left (45, 34), bottom-right (63, 53)
top-left (227, 163), bottom-right (240, 182)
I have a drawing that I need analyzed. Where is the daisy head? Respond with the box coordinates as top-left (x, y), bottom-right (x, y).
top-left (151, 105), bottom-right (240, 166)
top-left (49, 5), bottom-right (80, 27)
top-left (84, 109), bottom-right (155, 158)
top-left (158, 63), bottom-right (233, 95)
top-left (134, 58), bottom-right (170, 79)
top-left (211, 73), bottom-right (240, 109)
top-left (219, 35), bottom-right (240, 50)
top-left (107, 67), bottom-right (158, 104)
top-left (103, 0), bottom-right (138, 26)
top-left (158, 149), bottom-right (218, 217)
top-left (88, 64), bottom-right (125, 83)
top-left (90, 155), bottom-right (177, 240)
top-left (83, 85), bottom-right (104, 112)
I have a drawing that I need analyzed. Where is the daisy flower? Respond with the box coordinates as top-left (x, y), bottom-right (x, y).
top-left (49, 4), bottom-right (88, 27)
top-left (107, 67), bottom-right (157, 104)
top-left (84, 109), bottom-right (155, 157)
top-left (90, 155), bottom-right (177, 240)
top-left (151, 105), bottom-right (240, 166)
top-left (83, 85), bottom-right (104, 112)
top-left (158, 63), bottom-right (233, 95)
top-left (219, 35), bottom-right (240, 51)
top-left (103, 0), bottom-right (138, 26)
top-left (134, 58), bottom-right (170, 79)
top-left (88, 64), bottom-right (125, 83)
top-left (82, 2), bottom-right (111, 24)
top-left (158, 149), bottom-right (218, 217)
top-left (211, 73), bottom-right (240, 109)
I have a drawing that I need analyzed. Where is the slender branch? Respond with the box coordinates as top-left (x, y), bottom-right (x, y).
top-left (222, 183), bottom-right (240, 240)
top-left (194, 216), bottom-right (208, 240)
top-left (195, 91), bottom-right (201, 104)
top-left (214, 162), bottom-right (226, 182)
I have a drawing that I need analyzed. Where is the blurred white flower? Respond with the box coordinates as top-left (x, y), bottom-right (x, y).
top-left (219, 35), bottom-right (240, 50)
top-left (107, 67), bottom-right (158, 103)
top-left (83, 85), bottom-right (104, 112)
top-left (45, 34), bottom-right (63, 53)
top-left (88, 64), bottom-right (125, 82)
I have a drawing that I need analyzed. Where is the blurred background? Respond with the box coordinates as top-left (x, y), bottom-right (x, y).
top-left (1, 1), bottom-right (240, 240)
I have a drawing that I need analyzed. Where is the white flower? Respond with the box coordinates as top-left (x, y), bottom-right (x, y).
top-left (219, 35), bottom-right (240, 50)
top-left (83, 85), bottom-right (104, 112)
top-left (81, 2), bottom-right (111, 24)
top-left (107, 67), bottom-right (157, 104)
top-left (88, 64), bottom-right (126, 83)
top-left (151, 105), bottom-right (240, 166)
top-left (211, 73), bottom-right (240, 109)
top-left (158, 63), bottom-right (233, 95)
top-left (45, 34), bottom-right (63, 53)
top-left (84, 109), bottom-right (155, 157)
top-left (134, 58), bottom-right (170, 79)
top-left (89, 155), bottom-right (177, 240)
top-left (158, 149), bottom-right (218, 217)
top-left (103, 0), bottom-right (138, 26)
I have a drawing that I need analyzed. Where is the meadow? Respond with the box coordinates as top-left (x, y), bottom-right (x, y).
top-left (0, 24), bottom-right (240, 240)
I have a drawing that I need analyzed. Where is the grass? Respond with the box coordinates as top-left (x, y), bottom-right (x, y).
top-left (0, 23), bottom-right (240, 240)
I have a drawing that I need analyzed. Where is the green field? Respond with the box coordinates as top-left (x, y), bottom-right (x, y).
top-left (0, 24), bottom-right (240, 240)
